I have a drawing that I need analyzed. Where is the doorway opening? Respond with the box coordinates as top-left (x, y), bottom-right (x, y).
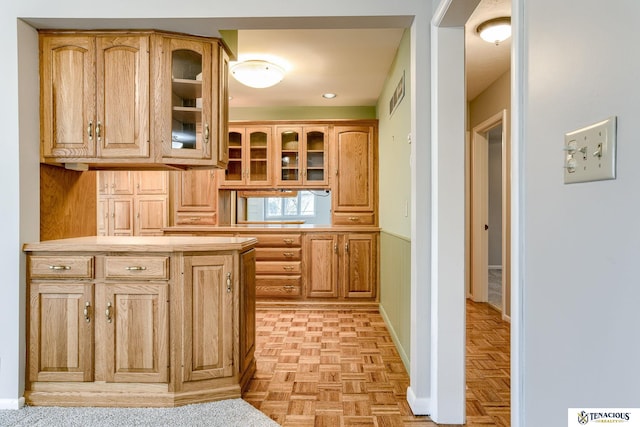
top-left (469, 110), bottom-right (509, 317)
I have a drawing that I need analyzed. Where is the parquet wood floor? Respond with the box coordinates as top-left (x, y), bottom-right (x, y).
top-left (245, 300), bottom-right (510, 426)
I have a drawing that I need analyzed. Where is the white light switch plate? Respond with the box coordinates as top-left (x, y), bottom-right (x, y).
top-left (564, 116), bottom-right (617, 184)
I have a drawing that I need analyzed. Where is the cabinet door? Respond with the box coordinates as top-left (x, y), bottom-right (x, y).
top-left (135, 197), bottom-right (167, 235)
top-left (135, 171), bottom-right (169, 195)
top-left (162, 37), bottom-right (212, 161)
top-left (303, 127), bottom-right (329, 187)
top-left (28, 282), bottom-right (94, 382)
top-left (40, 35), bottom-right (96, 159)
top-left (100, 283), bottom-right (169, 383)
top-left (96, 36), bottom-right (150, 158)
top-left (342, 233), bottom-right (377, 299)
top-left (239, 249), bottom-right (256, 375)
top-left (224, 128), bottom-right (245, 185)
top-left (97, 198), bottom-right (108, 236)
top-left (333, 126), bottom-right (375, 213)
top-left (305, 234), bottom-right (339, 298)
top-left (182, 255), bottom-right (234, 382)
top-left (276, 126), bottom-right (303, 186)
top-left (247, 127), bottom-right (272, 186)
top-left (110, 198), bottom-right (134, 236)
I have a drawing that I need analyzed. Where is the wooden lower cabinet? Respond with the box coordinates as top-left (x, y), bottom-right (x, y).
top-left (24, 236), bottom-right (256, 407)
top-left (305, 232), bottom-right (378, 302)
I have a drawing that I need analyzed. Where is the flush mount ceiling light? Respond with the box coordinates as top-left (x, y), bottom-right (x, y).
top-left (230, 60), bottom-right (285, 89)
top-left (477, 17), bottom-right (512, 45)
top-left (322, 93), bottom-right (337, 99)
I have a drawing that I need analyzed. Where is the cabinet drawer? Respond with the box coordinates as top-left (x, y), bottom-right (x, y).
top-left (332, 212), bottom-right (376, 226)
top-left (174, 212), bottom-right (217, 225)
top-left (29, 256), bottom-right (94, 279)
top-left (104, 256), bottom-right (169, 280)
top-left (256, 275), bottom-right (301, 297)
top-left (256, 261), bottom-right (301, 274)
top-left (255, 247), bottom-right (301, 261)
top-left (254, 234), bottom-right (302, 248)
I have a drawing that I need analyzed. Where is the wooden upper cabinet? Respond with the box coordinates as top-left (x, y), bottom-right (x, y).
top-left (275, 125), bottom-right (329, 188)
top-left (332, 125), bottom-right (378, 225)
top-left (222, 126), bottom-right (273, 187)
top-left (39, 30), bottom-right (228, 169)
top-left (96, 36), bottom-right (150, 158)
top-left (171, 169), bottom-right (218, 225)
top-left (40, 35), bottom-right (96, 159)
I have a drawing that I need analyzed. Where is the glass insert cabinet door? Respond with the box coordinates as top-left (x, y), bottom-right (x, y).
top-left (276, 126), bottom-right (328, 187)
top-left (164, 38), bottom-right (212, 160)
top-left (224, 127), bottom-right (272, 186)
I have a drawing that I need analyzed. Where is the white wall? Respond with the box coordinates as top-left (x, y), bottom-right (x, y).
top-left (0, 0), bottom-right (436, 414)
top-left (520, 0), bottom-right (640, 424)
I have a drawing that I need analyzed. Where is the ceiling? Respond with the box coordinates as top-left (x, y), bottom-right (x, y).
top-left (228, 0), bottom-right (511, 108)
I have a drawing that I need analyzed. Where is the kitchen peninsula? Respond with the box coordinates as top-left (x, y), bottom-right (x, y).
top-left (23, 236), bottom-right (256, 407)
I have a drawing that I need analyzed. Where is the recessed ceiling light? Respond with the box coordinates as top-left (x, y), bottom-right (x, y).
top-left (322, 93), bottom-right (337, 99)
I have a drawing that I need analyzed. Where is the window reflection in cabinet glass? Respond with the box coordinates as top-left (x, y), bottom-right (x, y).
top-left (171, 50), bottom-right (203, 150)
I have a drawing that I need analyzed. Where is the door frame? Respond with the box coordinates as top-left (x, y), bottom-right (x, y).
top-left (469, 109), bottom-right (508, 311)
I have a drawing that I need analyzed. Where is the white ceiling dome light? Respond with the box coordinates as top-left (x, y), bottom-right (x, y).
top-left (230, 59), bottom-right (286, 89)
top-left (477, 17), bottom-right (512, 45)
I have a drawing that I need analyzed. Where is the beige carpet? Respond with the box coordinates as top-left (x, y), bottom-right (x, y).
top-left (0, 399), bottom-right (280, 427)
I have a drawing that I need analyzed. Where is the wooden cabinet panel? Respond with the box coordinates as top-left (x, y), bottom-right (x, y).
top-left (240, 250), bottom-right (256, 375)
top-left (111, 198), bottom-right (134, 236)
top-left (96, 36), bottom-right (150, 158)
top-left (255, 276), bottom-right (301, 297)
top-left (342, 233), bottom-right (377, 299)
top-left (333, 126), bottom-right (375, 212)
top-left (254, 234), bottom-right (302, 247)
top-left (305, 234), bottom-right (339, 298)
top-left (104, 256), bottom-right (169, 280)
top-left (40, 35), bottom-right (96, 159)
top-left (98, 171), bottom-right (135, 195)
top-left (28, 282), bottom-right (94, 382)
top-left (222, 126), bottom-right (273, 187)
top-left (256, 261), bottom-right (301, 275)
top-left (135, 197), bottom-right (168, 235)
top-left (275, 125), bottom-right (329, 188)
top-left (182, 255), bottom-right (234, 382)
top-left (171, 169), bottom-right (218, 226)
top-left (29, 256), bottom-right (94, 279)
top-left (255, 247), bottom-right (301, 261)
top-left (136, 171), bottom-right (169, 195)
top-left (99, 283), bottom-right (169, 383)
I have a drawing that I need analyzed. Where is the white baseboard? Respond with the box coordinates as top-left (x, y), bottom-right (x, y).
top-left (0, 397), bottom-right (25, 410)
top-left (378, 304), bottom-right (410, 373)
top-left (407, 386), bottom-right (431, 416)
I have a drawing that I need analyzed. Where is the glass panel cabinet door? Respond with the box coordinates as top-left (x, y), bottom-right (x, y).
top-left (277, 127), bottom-right (302, 186)
top-left (225, 129), bottom-right (244, 184)
top-left (304, 127), bottom-right (328, 186)
top-left (163, 38), bottom-right (212, 160)
top-left (248, 129), bottom-right (271, 184)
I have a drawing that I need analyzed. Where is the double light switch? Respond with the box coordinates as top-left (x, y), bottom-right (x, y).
top-left (564, 116), bottom-right (617, 184)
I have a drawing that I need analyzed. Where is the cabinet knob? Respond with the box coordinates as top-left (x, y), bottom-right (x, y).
top-left (283, 238), bottom-right (294, 245)
top-left (283, 266), bottom-right (294, 271)
top-left (283, 252), bottom-right (294, 257)
top-left (283, 285), bottom-right (295, 293)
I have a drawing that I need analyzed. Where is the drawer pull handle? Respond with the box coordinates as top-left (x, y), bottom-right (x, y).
top-left (283, 285), bottom-right (295, 293)
top-left (125, 266), bottom-right (147, 271)
top-left (87, 121), bottom-right (93, 141)
top-left (226, 272), bottom-right (232, 293)
top-left (96, 121), bottom-right (102, 141)
top-left (49, 265), bottom-right (71, 270)
top-left (334, 244), bottom-right (338, 254)
top-left (83, 301), bottom-right (91, 323)
top-left (348, 216), bottom-right (359, 221)
top-left (283, 266), bottom-right (294, 271)
top-left (105, 302), bottom-right (112, 323)
top-left (283, 239), bottom-right (294, 244)
top-left (204, 123), bottom-right (210, 144)
top-left (283, 252), bottom-right (294, 257)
